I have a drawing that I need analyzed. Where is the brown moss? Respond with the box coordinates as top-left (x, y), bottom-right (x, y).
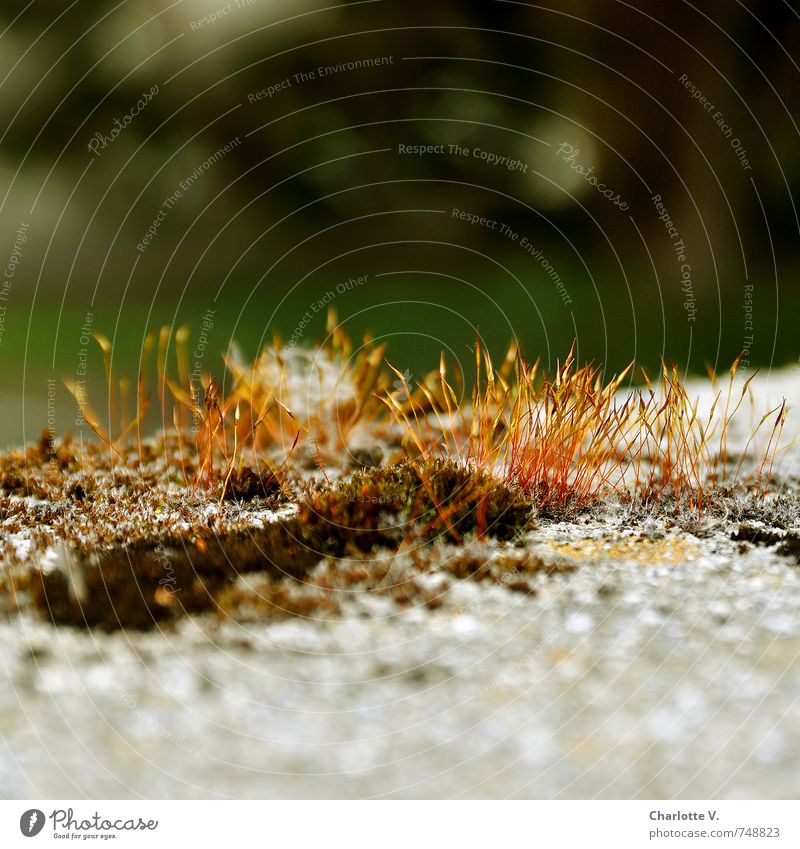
top-left (732, 522), bottom-right (800, 560)
top-left (216, 576), bottom-right (341, 623)
top-left (441, 552), bottom-right (492, 581)
top-left (731, 523), bottom-right (785, 547)
top-left (434, 546), bottom-right (574, 592)
top-left (30, 519), bottom-right (320, 630)
top-left (32, 544), bottom-right (229, 631)
top-left (22, 454), bottom-right (532, 630)
top-left (294, 459), bottom-right (531, 553)
top-left (222, 466), bottom-right (282, 502)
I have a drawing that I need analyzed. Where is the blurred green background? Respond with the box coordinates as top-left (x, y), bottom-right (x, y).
top-left (1, 0), bottom-right (799, 445)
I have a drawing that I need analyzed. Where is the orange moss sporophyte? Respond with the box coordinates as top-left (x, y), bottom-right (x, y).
top-left (57, 317), bottom-right (786, 513)
top-left (0, 317), bottom-right (793, 631)
top-left (382, 343), bottom-right (787, 511)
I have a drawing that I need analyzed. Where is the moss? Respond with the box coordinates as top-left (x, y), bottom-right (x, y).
top-left (731, 524), bottom-right (785, 547)
top-left (732, 522), bottom-right (800, 560)
top-left (438, 546), bottom-right (574, 588)
top-left (30, 517), bottom-right (324, 630)
top-left (216, 554), bottom-right (447, 623)
top-left (222, 466), bottom-right (282, 502)
top-left (32, 543), bottom-right (230, 631)
top-left (348, 445), bottom-right (385, 469)
top-left (216, 575), bottom-right (341, 623)
top-left (28, 461), bottom-right (531, 630)
top-left (294, 460), bottom-right (531, 555)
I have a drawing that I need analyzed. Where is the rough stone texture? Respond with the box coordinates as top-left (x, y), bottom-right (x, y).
top-left (2, 532), bottom-right (799, 799)
top-left (1, 369), bottom-right (799, 798)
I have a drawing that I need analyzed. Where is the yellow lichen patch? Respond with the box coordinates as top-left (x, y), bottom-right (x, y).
top-left (546, 535), bottom-right (701, 566)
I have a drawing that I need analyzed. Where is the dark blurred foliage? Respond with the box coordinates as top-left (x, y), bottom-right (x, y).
top-left (1, 0), bottom-right (799, 389)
